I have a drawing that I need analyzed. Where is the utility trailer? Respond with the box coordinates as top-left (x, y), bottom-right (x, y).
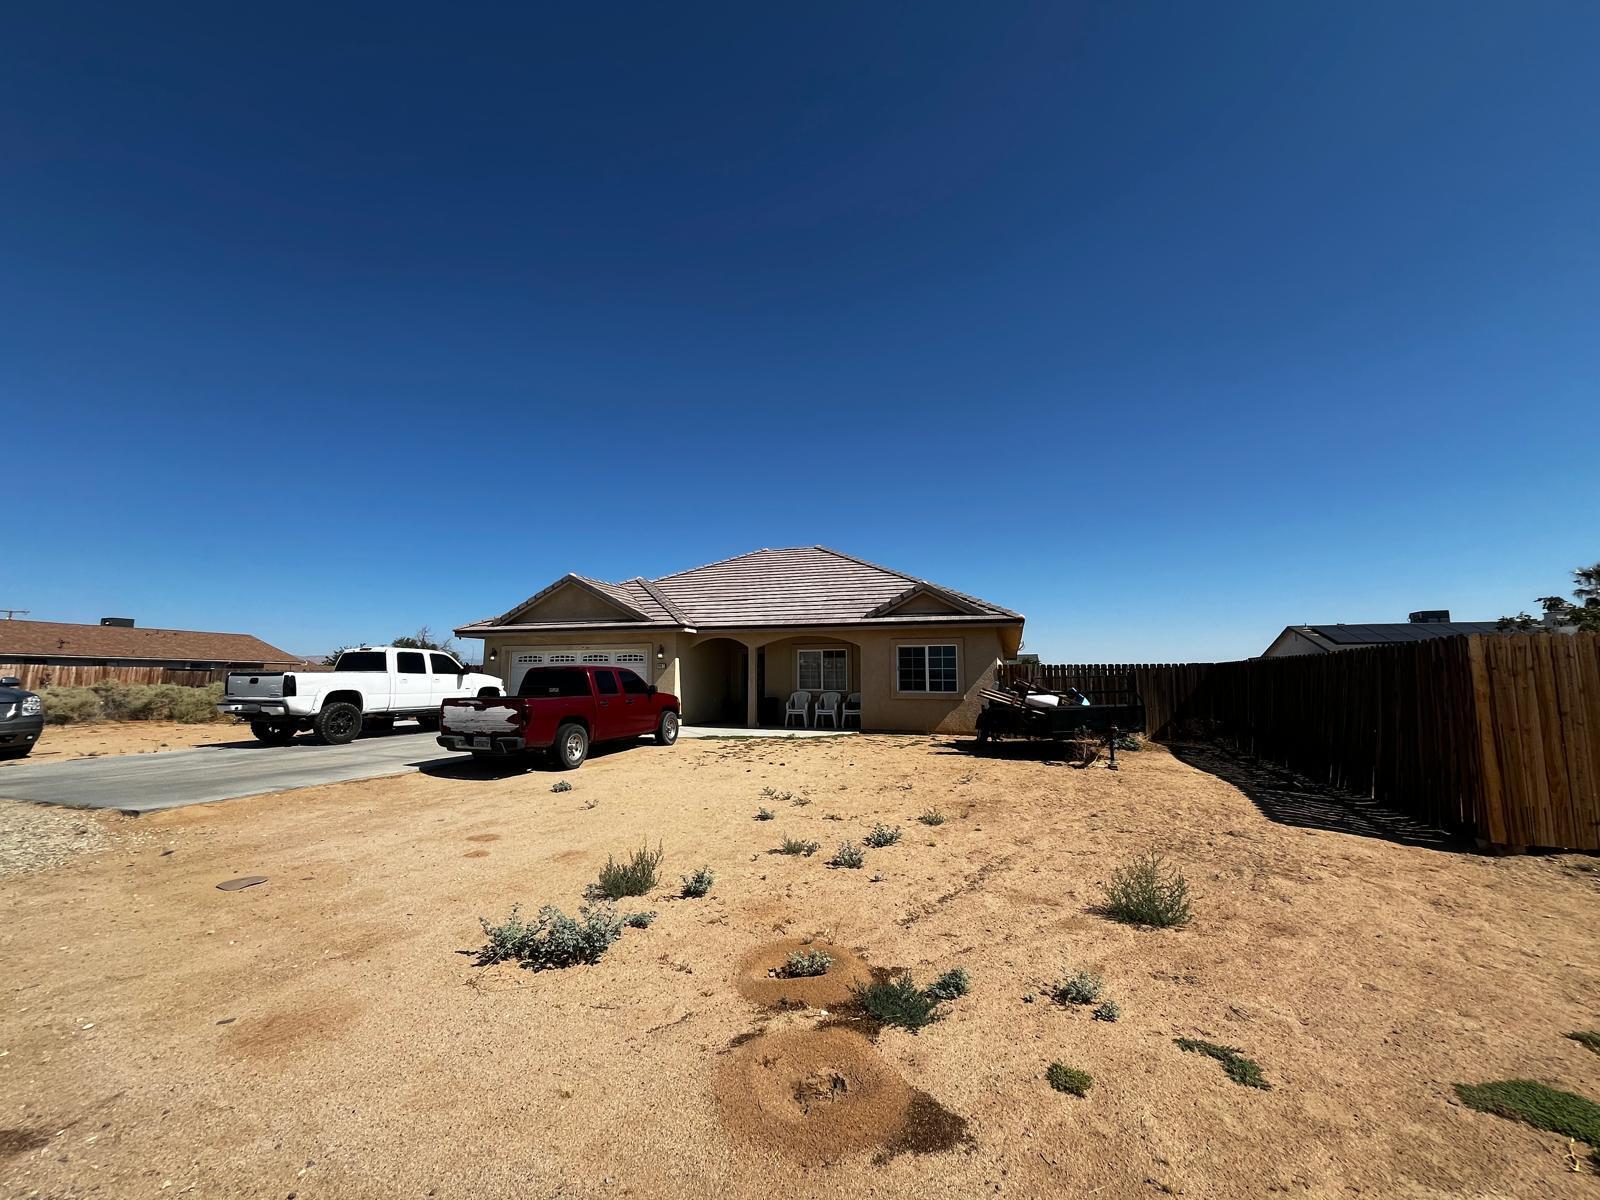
top-left (974, 679), bottom-right (1145, 766)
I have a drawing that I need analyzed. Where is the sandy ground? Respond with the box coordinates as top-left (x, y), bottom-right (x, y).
top-left (2, 720), bottom-right (242, 767)
top-left (1, 736), bottom-right (1597, 1199)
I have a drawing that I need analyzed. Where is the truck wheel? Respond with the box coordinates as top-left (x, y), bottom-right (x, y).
top-left (250, 719), bottom-right (298, 745)
top-left (312, 701), bottom-right (363, 745)
top-left (553, 722), bottom-right (588, 770)
top-left (656, 710), bottom-right (680, 746)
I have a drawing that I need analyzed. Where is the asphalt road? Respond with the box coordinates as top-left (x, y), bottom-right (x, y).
top-left (0, 727), bottom-right (459, 813)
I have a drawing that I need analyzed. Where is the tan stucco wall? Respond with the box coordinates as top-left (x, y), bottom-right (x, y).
top-left (476, 622), bottom-right (1017, 734)
top-left (512, 583), bottom-right (637, 624)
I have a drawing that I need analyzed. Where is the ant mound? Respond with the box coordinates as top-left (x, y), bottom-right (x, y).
top-left (717, 1026), bottom-right (912, 1161)
top-left (735, 938), bottom-right (873, 1010)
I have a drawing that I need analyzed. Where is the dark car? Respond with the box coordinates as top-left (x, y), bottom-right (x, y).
top-left (0, 676), bottom-right (44, 760)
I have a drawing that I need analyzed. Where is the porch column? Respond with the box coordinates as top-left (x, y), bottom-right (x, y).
top-left (746, 641), bottom-right (760, 728)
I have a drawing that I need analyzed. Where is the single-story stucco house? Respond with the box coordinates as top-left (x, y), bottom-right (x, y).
top-left (455, 546), bottom-right (1024, 733)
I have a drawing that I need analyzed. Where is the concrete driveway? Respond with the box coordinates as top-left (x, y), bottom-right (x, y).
top-left (0, 727), bottom-right (455, 814)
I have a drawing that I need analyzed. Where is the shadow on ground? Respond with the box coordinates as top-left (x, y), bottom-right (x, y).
top-left (417, 738), bottom-right (641, 780)
top-left (1165, 741), bottom-right (1469, 852)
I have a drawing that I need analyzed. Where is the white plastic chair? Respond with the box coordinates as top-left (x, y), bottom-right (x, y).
top-left (814, 691), bottom-right (842, 729)
top-left (784, 690), bottom-right (811, 728)
top-left (841, 692), bottom-right (862, 728)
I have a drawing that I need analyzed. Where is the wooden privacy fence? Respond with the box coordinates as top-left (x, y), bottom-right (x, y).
top-left (0, 664), bottom-right (232, 690)
top-left (1004, 634), bottom-right (1600, 851)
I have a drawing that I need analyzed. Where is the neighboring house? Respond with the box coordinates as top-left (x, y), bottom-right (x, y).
top-left (1262, 610), bottom-right (1500, 657)
top-left (455, 546), bottom-right (1025, 733)
top-left (0, 617), bottom-right (301, 671)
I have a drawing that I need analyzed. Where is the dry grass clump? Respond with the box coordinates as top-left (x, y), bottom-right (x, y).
top-left (1100, 850), bottom-right (1192, 928)
top-left (779, 949), bottom-right (833, 978)
top-left (1567, 1030), bottom-right (1600, 1056)
top-left (680, 865), bottom-right (715, 898)
top-left (39, 681), bottom-right (226, 725)
top-left (863, 822), bottom-right (902, 848)
top-left (1046, 1063), bottom-right (1092, 1097)
top-left (778, 834), bottom-right (821, 857)
top-left (476, 904), bottom-right (628, 970)
top-left (1176, 1038), bottom-right (1269, 1089)
top-left (592, 842), bottom-right (663, 900)
top-left (828, 843), bottom-right (865, 869)
top-left (916, 808), bottom-right (946, 826)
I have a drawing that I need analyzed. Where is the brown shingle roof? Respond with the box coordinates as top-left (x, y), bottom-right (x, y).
top-left (0, 619), bottom-right (301, 665)
top-left (461, 546), bottom-right (1021, 633)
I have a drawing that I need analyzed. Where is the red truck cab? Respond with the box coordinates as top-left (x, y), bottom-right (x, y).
top-left (438, 665), bottom-right (680, 769)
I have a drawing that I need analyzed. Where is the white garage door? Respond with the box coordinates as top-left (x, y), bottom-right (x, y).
top-left (509, 645), bottom-right (652, 693)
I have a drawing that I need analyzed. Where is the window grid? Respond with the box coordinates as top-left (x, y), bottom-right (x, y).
top-left (896, 644), bottom-right (959, 694)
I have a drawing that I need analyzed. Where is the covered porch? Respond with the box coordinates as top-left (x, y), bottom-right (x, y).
top-left (678, 632), bottom-right (864, 730)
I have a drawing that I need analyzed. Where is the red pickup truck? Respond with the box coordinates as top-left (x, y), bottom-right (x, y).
top-left (437, 664), bottom-right (680, 769)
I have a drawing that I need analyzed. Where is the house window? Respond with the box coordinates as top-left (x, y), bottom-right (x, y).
top-left (897, 644), bottom-right (959, 694)
top-left (797, 648), bottom-right (848, 692)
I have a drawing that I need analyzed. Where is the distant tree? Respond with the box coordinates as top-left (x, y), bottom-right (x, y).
top-left (1499, 563), bottom-right (1600, 633)
top-left (322, 645), bottom-right (353, 666)
top-left (390, 626), bottom-right (461, 655)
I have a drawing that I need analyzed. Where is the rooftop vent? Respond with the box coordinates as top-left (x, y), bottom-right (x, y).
top-left (1408, 610), bottom-right (1450, 624)
top-left (100, 616), bottom-right (135, 627)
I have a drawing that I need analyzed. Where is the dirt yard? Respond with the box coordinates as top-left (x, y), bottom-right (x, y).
top-left (2, 736), bottom-right (1597, 1198)
top-left (1, 719), bottom-right (241, 767)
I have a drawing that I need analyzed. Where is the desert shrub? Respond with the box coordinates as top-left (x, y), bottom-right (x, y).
top-left (1113, 732), bottom-right (1145, 751)
top-left (925, 967), bottom-right (971, 1000)
top-left (780, 949), bottom-right (833, 978)
top-left (864, 823), bottom-right (902, 848)
top-left (1100, 850), bottom-right (1192, 928)
top-left (1051, 969), bottom-right (1104, 1007)
top-left (828, 842), bottom-right (865, 869)
top-left (551, 780), bottom-right (572, 793)
top-left (855, 974), bottom-right (941, 1031)
top-left (1175, 1038), bottom-right (1270, 1089)
top-left (1568, 1031), bottom-right (1600, 1056)
top-left (759, 787), bottom-right (792, 803)
top-left (593, 842), bottom-right (663, 900)
top-left (917, 808), bottom-right (946, 826)
top-left (38, 686), bottom-right (103, 725)
top-left (791, 794), bottom-right (812, 807)
top-left (1092, 999), bottom-right (1121, 1022)
top-left (623, 911), bottom-right (657, 929)
top-left (755, 807), bottom-right (775, 821)
top-left (476, 903), bottom-right (625, 969)
top-left (778, 834), bottom-right (821, 857)
top-left (1454, 1081), bottom-right (1600, 1145)
top-left (680, 865), bottom-right (715, 898)
top-left (1046, 1063), bottom-right (1093, 1097)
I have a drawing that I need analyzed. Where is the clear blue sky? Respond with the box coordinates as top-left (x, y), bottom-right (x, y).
top-left (6, 3), bottom-right (1597, 663)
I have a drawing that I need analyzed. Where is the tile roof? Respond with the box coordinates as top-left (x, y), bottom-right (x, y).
top-left (0, 619), bottom-right (302, 665)
top-left (461, 546), bottom-right (1022, 633)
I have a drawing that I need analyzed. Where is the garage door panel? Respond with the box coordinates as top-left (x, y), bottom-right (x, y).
top-left (510, 645), bottom-right (651, 692)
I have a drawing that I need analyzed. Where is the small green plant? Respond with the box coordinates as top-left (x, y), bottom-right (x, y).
top-left (476, 903), bottom-right (626, 970)
top-left (1046, 1063), bottom-right (1092, 1097)
top-left (1175, 1038), bottom-right (1269, 1089)
top-left (780, 948), bottom-right (833, 978)
top-left (828, 842), bottom-right (865, 869)
top-left (1092, 999), bottom-right (1121, 1022)
top-left (755, 807), bottom-right (775, 821)
top-left (680, 865), bottom-right (715, 898)
top-left (778, 834), bottom-right (821, 857)
top-left (916, 808), bottom-right (946, 826)
top-left (925, 967), bottom-right (971, 1000)
top-left (1113, 732), bottom-right (1144, 751)
top-left (855, 974), bottom-right (941, 1031)
top-left (593, 841), bottom-right (664, 900)
top-left (1051, 969), bottom-right (1103, 1006)
top-left (1568, 1030), bottom-right (1600, 1056)
top-left (759, 787), bottom-right (792, 803)
top-left (1454, 1081), bottom-right (1600, 1145)
top-left (1100, 850), bottom-right (1192, 929)
top-left (623, 911), bottom-right (657, 929)
top-left (863, 822), bottom-right (902, 848)
top-left (550, 780), bottom-right (573, 793)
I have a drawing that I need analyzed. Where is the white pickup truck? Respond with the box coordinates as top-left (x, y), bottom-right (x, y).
top-left (217, 646), bottom-right (504, 745)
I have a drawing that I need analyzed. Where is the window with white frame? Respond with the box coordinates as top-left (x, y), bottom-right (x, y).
top-left (796, 647), bottom-right (848, 692)
top-left (896, 644), bottom-right (959, 693)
